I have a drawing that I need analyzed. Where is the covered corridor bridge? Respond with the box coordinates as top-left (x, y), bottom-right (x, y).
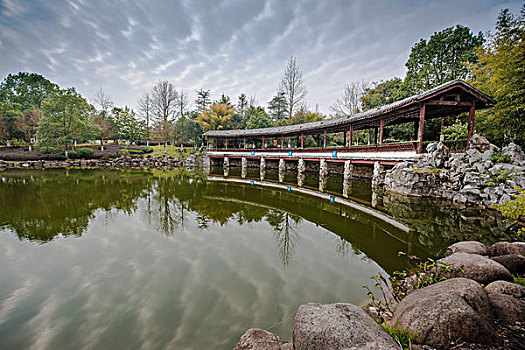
top-left (204, 80), bottom-right (495, 165)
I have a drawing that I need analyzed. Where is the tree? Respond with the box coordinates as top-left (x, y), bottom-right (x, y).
top-left (37, 88), bottom-right (97, 149)
top-left (0, 72), bottom-right (59, 110)
top-left (0, 116), bottom-right (8, 142)
top-left (237, 93), bottom-right (248, 118)
top-left (151, 81), bottom-right (178, 155)
top-left (470, 6), bottom-right (525, 146)
top-left (267, 91), bottom-right (287, 121)
top-left (92, 87), bottom-right (113, 117)
top-left (361, 78), bottom-right (409, 111)
top-left (137, 92), bottom-right (153, 141)
top-left (176, 90), bottom-right (190, 148)
top-left (195, 102), bottom-right (235, 132)
top-left (111, 106), bottom-right (144, 143)
top-left (195, 89), bottom-right (211, 114)
top-left (330, 80), bottom-right (368, 116)
top-left (93, 113), bottom-right (114, 150)
top-left (217, 93), bottom-right (232, 106)
top-left (14, 108), bottom-right (42, 150)
top-left (279, 55), bottom-right (307, 119)
top-left (285, 107), bottom-right (323, 126)
top-left (404, 25), bottom-right (484, 93)
top-left (245, 106), bottom-right (273, 129)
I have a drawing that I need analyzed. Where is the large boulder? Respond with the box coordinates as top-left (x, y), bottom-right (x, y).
top-left (425, 142), bottom-right (449, 168)
top-left (487, 293), bottom-right (525, 324)
top-left (445, 241), bottom-right (488, 256)
top-left (488, 241), bottom-right (525, 257)
top-left (469, 134), bottom-right (499, 153)
top-left (439, 252), bottom-right (512, 284)
top-left (485, 280), bottom-right (525, 299)
top-left (389, 278), bottom-right (497, 348)
top-left (490, 254), bottom-right (525, 274)
top-left (502, 142), bottom-right (525, 165)
top-left (233, 328), bottom-right (292, 350)
top-left (293, 303), bottom-right (400, 350)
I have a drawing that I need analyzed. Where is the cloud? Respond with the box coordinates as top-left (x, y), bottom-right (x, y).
top-left (0, 0), bottom-right (522, 114)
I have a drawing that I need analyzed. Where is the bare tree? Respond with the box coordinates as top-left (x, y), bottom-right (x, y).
top-left (151, 81), bottom-right (178, 155)
top-left (176, 90), bottom-right (189, 149)
top-left (330, 80), bottom-right (368, 116)
top-left (93, 87), bottom-right (114, 116)
top-left (137, 92), bottom-right (153, 143)
top-left (279, 55), bottom-right (307, 119)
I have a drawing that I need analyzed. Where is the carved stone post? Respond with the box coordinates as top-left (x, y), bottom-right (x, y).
top-left (278, 158), bottom-right (285, 182)
top-left (260, 157), bottom-right (265, 180)
top-left (241, 157), bottom-right (247, 178)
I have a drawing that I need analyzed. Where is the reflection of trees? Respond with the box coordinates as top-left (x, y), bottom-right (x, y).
top-left (266, 210), bottom-right (302, 265)
top-left (0, 169), bottom-right (150, 241)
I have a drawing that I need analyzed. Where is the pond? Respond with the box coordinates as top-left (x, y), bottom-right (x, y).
top-left (0, 168), bottom-right (513, 349)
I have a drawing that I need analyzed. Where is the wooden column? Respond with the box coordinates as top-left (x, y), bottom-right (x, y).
top-left (379, 119), bottom-right (384, 145)
top-left (374, 127), bottom-right (378, 145)
top-left (281, 135), bottom-right (284, 149)
top-left (300, 133), bottom-right (304, 148)
top-left (343, 131), bottom-right (347, 147)
top-left (466, 101), bottom-right (476, 148)
top-left (206, 137), bottom-right (209, 150)
top-left (349, 126), bottom-right (353, 147)
top-left (225, 139), bottom-right (228, 149)
top-left (323, 131), bottom-right (327, 148)
top-left (262, 136), bottom-right (265, 149)
top-left (243, 137), bottom-right (246, 149)
top-left (417, 104), bottom-right (426, 154)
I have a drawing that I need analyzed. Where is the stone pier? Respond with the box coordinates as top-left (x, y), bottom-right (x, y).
top-left (319, 159), bottom-right (328, 192)
top-left (297, 158), bottom-right (305, 187)
top-left (241, 157), bottom-right (247, 178)
top-left (278, 159), bottom-right (285, 182)
top-left (223, 156), bottom-right (229, 177)
top-left (260, 157), bottom-right (266, 181)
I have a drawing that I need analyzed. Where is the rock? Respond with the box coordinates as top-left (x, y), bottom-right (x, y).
top-left (485, 280), bottom-right (525, 299)
top-left (488, 241), bottom-right (525, 257)
top-left (389, 278), bottom-right (498, 348)
top-left (502, 142), bottom-right (525, 165)
top-left (425, 142), bottom-right (449, 168)
top-left (445, 241), bottom-right (488, 256)
top-left (234, 328), bottom-right (292, 350)
top-left (469, 134), bottom-right (500, 153)
top-left (293, 303), bottom-right (400, 350)
top-left (439, 252), bottom-right (512, 284)
top-left (490, 254), bottom-right (525, 274)
top-left (487, 293), bottom-right (525, 323)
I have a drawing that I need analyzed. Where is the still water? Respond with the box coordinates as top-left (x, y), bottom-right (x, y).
top-left (0, 168), bottom-right (512, 349)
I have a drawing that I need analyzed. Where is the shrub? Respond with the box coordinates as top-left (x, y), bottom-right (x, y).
top-left (144, 146), bottom-right (153, 154)
top-left (381, 324), bottom-right (421, 349)
top-left (494, 188), bottom-right (525, 237)
top-left (491, 151), bottom-right (511, 164)
top-left (66, 150), bottom-right (78, 159)
top-left (40, 146), bottom-right (63, 154)
top-left (78, 148), bottom-right (94, 158)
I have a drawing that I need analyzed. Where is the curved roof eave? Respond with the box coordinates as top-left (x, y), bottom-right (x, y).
top-left (203, 80), bottom-right (495, 138)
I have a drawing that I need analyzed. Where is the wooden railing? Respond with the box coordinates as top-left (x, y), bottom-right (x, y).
top-left (207, 141), bottom-right (417, 153)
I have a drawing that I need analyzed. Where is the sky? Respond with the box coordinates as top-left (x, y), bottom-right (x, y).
top-left (0, 0), bottom-right (522, 115)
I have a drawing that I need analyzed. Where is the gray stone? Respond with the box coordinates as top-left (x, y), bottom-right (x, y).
top-left (485, 280), bottom-right (525, 299)
top-left (439, 252), bottom-right (513, 284)
top-left (293, 303), bottom-right (400, 350)
top-left (488, 241), bottom-right (525, 257)
top-left (487, 293), bottom-right (525, 323)
top-left (469, 134), bottom-right (499, 152)
top-left (234, 328), bottom-right (292, 350)
top-left (445, 241), bottom-right (488, 256)
top-left (502, 142), bottom-right (525, 165)
top-left (490, 254), bottom-right (525, 274)
top-left (389, 278), bottom-right (498, 348)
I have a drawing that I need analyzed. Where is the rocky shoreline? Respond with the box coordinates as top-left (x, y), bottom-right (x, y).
top-left (0, 156), bottom-right (187, 169)
top-left (234, 240), bottom-right (525, 350)
top-left (378, 135), bottom-right (525, 208)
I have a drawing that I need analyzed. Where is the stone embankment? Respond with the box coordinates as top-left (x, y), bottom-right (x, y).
top-left (0, 157), bottom-right (185, 169)
top-left (234, 240), bottom-right (525, 350)
top-left (380, 135), bottom-right (525, 208)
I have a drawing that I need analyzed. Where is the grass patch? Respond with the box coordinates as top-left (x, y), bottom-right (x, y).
top-left (514, 275), bottom-right (525, 287)
top-left (381, 323), bottom-right (421, 349)
top-left (143, 145), bottom-right (193, 159)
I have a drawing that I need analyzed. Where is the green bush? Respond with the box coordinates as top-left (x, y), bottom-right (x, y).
top-left (40, 146), bottom-right (63, 154)
top-left (78, 148), bottom-right (94, 158)
top-left (66, 150), bottom-right (78, 159)
top-left (144, 146), bottom-right (153, 154)
top-left (491, 151), bottom-right (511, 163)
top-left (381, 324), bottom-right (421, 349)
top-left (119, 149), bottom-right (130, 156)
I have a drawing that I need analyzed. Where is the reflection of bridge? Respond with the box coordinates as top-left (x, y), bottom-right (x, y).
top-left (205, 176), bottom-right (427, 274)
top-left (204, 81), bottom-right (494, 181)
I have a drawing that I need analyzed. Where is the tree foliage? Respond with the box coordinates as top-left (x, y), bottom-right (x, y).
top-left (470, 6), bottom-right (525, 146)
top-left (267, 91), bottom-right (287, 121)
top-left (330, 80), bottom-right (368, 116)
top-left (111, 106), bottom-right (144, 142)
top-left (245, 106), bottom-right (273, 129)
top-left (0, 72), bottom-right (59, 110)
top-left (195, 89), bottom-right (211, 114)
top-left (37, 88), bottom-right (97, 148)
top-left (196, 102), bottom-right (235, 132)
top-left (284, 107), bottom-right (323, 126)
top-left (405, 25), bottom-right (484, 93)
top-left (361, 78), bottom-right (409, 111)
